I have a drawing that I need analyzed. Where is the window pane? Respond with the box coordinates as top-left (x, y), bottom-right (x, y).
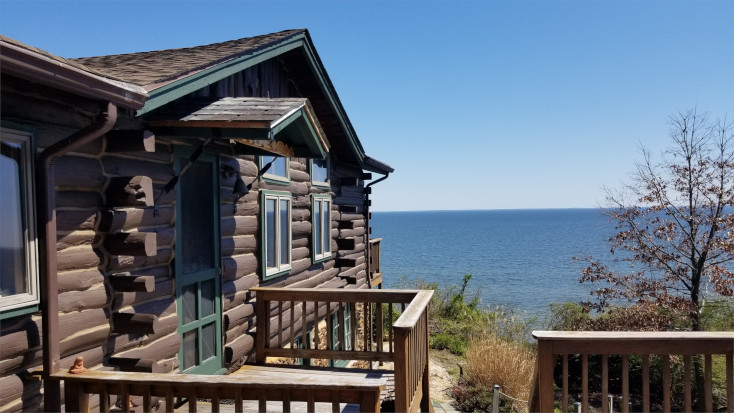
top-left (279, 199), bottom-right (289, 265)
top-left (263, 156), bottom-right (287, 178)
top-left (202, 322), bottom-right (216, 362)
top-left (180, 161), bottom-right (214, 274)
top-left (182, 330), bottom-right (198, 371)
top-left (0, 142), bottom-right (26, 297)
top-left (266, 198), bottom-right (276, 268)
top-left (201, 279), bottom-right (215, 317)
top-left (314, 201), bottom-right (322, 256)
top-left (312, 158), bottom-right (328, 183)
top-left (182, 284), bottom-right (197, 325)
top-left (323, 201), bottom-right (331, 254)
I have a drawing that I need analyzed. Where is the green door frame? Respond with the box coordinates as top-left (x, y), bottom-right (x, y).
top-left (174, 146), bottom-right (225, 375)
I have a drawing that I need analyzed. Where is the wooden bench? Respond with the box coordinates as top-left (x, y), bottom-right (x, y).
top-left (54, 364), bottom-right (389, 413)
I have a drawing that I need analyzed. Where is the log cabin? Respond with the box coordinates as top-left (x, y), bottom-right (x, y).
top-left (1, 30), bottom-right (427, 413)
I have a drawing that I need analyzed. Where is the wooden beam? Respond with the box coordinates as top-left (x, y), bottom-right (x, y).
top-left (335, 258), bottom-right (356, 268)
top-left (105, 176), bottom-right (154, 207)
top-left (232, 138), bottom-right (295, 157)
top-left (112, 313), bottom-right (159, 335)
top-left (339, 177), bottom-right (359, 186)
top-left (103, 232), bottom-right (157, 257)
top-left (336, 238), bottom-right (356, 250)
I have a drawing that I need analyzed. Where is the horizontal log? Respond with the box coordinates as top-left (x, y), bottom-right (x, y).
top-left (106, 176), bottom-right (154, 207)
top-left (56, 190), bottom-right (103, 208)
top-left (338, 212), bottom-right (365, 222)
top-left (289, 267), bottom-right (340, 289)
top-left (111, 279), bottom-right (173, 310)
top-left (102, 155), bottom-right (174, 182)
top-left (292, 221), bottom-right (311, 238)
top-left (220, 201), bottom-right (258, 219)
top-left (339, 275), bottom-right (358, 285)
top-left (56, 230), bottom-right (96, 252)
top-left (107, 247), bottom-right (172, 272)
top-left (113, 332), bottom-right (180, 362)
top-left (108, 273), bottom-right (155, 292)
top-left (0, 330), bottom-right (30, 361)
top-left (222, 254), bottom-right (258, 282)
top-left (59, 309), bottom-right (108, 336)
top-left (223, 303), bottom-right (255, 331)
top-left (56, 209), bottom-right (97, 232)
top-left (221, 235), bottom-right (257, 256)
top-left (292, 247), bottom-right (310, 262)
top-left (129, 297), bottom-right (176, 317)
top-left (60, 323), bottom-right (110, 357)
top-left (289, 181), bottom-right (309, 196)
top-left (291, 169), bottom-right (309, 183)
top-left (58, 286), bottom-right (107, 312)
top-left (112, 313), bottom-right (159, 335)
top-left (106, 129), bottom-right (156, 153)
top-left (337, 264), bottom-right (366, 280)
top-left (220, 216), bottom-right (258, 237)
top-left (222, 274), bottom-right (259, 312)
top-left (0, 374), bottom-right (24, 408)
top-left (55, 156), bottom-right (105, 189)
top-left (339, 227), bottom-right (366, 238)
top-left (225, 333), bottom-right (255, 364)
top-left (106, 313), bottom-right (178, 355)
top-left (56, 244), bottom-right (100, 272)
top-left (292, 208), bottom-right (311, 222)
top-left (104, 231), bottom-right (157, 256)
top-left (97, 206), bottom-right (174, 233)
top-left (58, 269), bottom-right (104, 293)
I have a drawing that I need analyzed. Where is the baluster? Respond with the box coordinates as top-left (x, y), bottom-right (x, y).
top-left (100, 383), bottom-right (110, 412)
top-left (642, 354), bottom-right (650, 413)
top-left (302, 300), bottom-right (308, 351)
top-left (568, 350), bottom-right (572, 412)
top-left (331, 391), bottom-right (340, 413)
top-left (339, 301), bottom-right (345, 351)
top-left (726, 354), bottom-right (733, 413)
top-left (315, 301), bottom-right (321, 350)
top-left (582, 354), bottom-right (588, 413)
top-left (325, 301), bottom-right (332, 350)
top-left (376, 301), bottom-right (384, 354)
top-left (188, 388), bottom-right (197, 413)
top-left (290, 301), bottom-right (295, 350)
top-left (662, 354), bottom-right (671, 413)
top-left (622, 354), bottom-right (629, 413)
top-left (705, 354), bottom-right (713, 413)
top-left (283, 389), bottom-right (291, 413)
top-left (683, 355), bottom-right (692, 413)
top-left (350, 302), bottom-right (357, 351)
top-left (388, 303), bottom-right (394, 353)
top-left (120, 383), bottom-right (130, 413)
top-left (234, 388), bottom-right (243, 413)
top-left (278, 300), bottom-right (283, 348)
top-left (143, 386), bottom-right (152, 412)
top-left (307, 391), bottom-right (315, 413)
top-left (211, 387), bottom-right (220, 413)
top-left (165, 388), bottom-right (174, 413)
top-left (602, 354), bottom-right (609, 413)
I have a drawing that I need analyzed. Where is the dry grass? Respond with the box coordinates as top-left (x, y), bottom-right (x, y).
top-left (465, 335), bottom-right (536, 412)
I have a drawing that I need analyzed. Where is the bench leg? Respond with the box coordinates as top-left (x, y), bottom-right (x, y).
top-left (359, 392), bottom-right (381, 413)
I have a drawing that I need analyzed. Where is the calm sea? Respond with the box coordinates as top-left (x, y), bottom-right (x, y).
top-left (370, 209), bottom-right (618, 324)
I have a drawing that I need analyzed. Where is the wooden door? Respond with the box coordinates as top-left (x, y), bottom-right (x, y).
top-left (174, 149), bottom-right (223, 374)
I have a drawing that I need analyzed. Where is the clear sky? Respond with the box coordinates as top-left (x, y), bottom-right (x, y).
top-left (1, 1), bottom-right (732, 211)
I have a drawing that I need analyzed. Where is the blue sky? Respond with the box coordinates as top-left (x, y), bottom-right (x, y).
top-left (1, 1), bottom-right (732, 211)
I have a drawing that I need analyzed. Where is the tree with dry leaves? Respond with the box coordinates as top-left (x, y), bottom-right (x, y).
top-left (580, 109), bottom-right (734, 332)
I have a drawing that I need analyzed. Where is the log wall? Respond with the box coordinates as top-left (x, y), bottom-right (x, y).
top-left (0, 58), bottom-right (373, 412)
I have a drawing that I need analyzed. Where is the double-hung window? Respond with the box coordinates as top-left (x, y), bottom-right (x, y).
top-left (311, 195), bottom-right (332, 263)
top-left (260, 156), bottom-right (289, 185)
top-left (310, 157), bottom-right (329, 188)
top-left (0, 128), bottom-right (39, 317)
top-left (261, 190), bottom-right (292, 279)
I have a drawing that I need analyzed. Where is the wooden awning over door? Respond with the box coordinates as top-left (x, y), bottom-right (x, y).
top-left (146, 97), bottom-right (329, 158)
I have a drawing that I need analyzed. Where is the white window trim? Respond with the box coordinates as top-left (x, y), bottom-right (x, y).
top-left (0, 128), bottom-right (39, 314)
top-left (310, 157), bottom-right (330, 188)
top-left (262, 191), bottom-right (292, 279)
top-left (260, 156), bottom-right (290, 185)
top-left (312, 195), bottom-right (332, 262)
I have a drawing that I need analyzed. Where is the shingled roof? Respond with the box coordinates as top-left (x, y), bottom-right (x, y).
top-left (71, 29), bottom-right (304, 89)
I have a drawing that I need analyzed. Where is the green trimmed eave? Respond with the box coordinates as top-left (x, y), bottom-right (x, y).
top-left (149, 108), bottom-right (327, 159)
top-left (136, 33), bottom-right (307, 116)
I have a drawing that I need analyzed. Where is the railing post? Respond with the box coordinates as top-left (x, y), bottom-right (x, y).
top-left (492, 384), bottom-right (500, 413)
top-left (255, 293), bottom-right (269, 364)
top-left (536, 338), bottom-right (555, 413)
top-left (393, 327), bottom-right (410, 413)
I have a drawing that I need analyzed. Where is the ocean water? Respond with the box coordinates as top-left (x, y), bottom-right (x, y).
top-left (370, 209), bottom-right (618, 323)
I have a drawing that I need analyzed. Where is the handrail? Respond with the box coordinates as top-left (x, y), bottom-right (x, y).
top-left (531, 331), bottom-right (734, 413)
top-left (252, 287), bottom-right (433, 412)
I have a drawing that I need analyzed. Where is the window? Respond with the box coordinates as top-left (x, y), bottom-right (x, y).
top-left (260, 156), bottom-right (289, 185)
top-left (311, 195), bottom-right (332, 263)
top-left (330, 304), bottom-right (352, 367)
top-left (310, 157), bottom-right (329, 188)
top-left (261, 190), bottom-right (292, 279)
top-left (0, 128), bottom-right (39, 316)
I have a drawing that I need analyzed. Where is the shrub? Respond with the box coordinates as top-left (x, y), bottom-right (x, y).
top-left (463, 334), bottom-right (536, 412)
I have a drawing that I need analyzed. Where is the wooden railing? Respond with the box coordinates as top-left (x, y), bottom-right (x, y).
top-left (369, 238), bottom-right (383, 287)
top-left (531, 331), bottom-right (734, 413)
top-left (253, 287), bottom-right (433, 413)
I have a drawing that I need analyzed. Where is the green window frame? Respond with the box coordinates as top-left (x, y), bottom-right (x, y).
top-left (260, 155), bottom-right (290, 185)
top-left (311, 195), bottom-right (332, 263)
top-left (260, 190), bottom-right (292, 280)
top-left (309, 157), bottom-right (330, 189)
top-left (330, 304), bottom-right (352, 367)
top-left (0, 127), bottom-right (39, 319)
